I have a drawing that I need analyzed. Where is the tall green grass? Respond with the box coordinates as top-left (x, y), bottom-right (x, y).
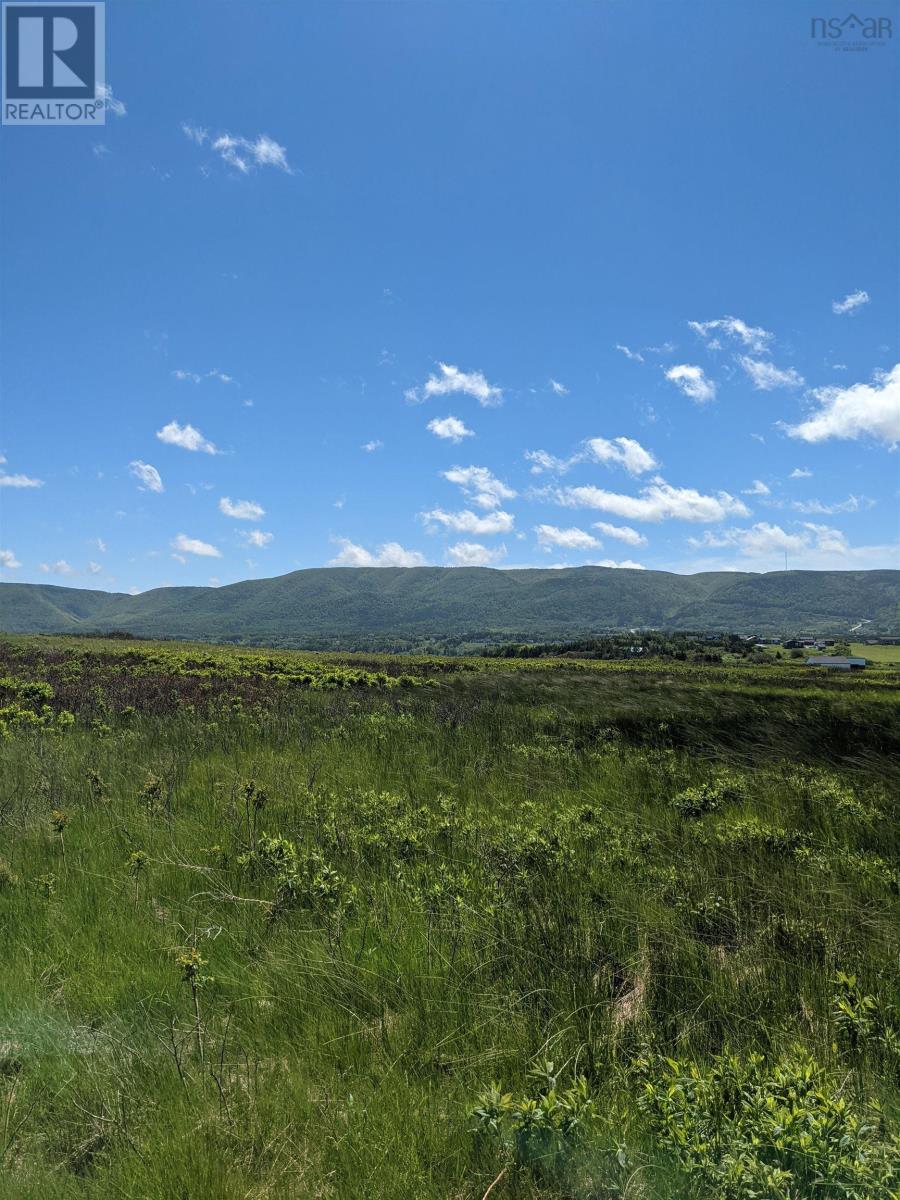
top-left (0, 638), bottom-right (897, 1198)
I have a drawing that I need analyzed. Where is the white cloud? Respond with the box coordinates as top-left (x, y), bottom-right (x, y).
top-left (801, 523), bottom-right (849, 554)
top-left (87, 561), bottom-right (102, 574)
top-left (171, 533), bottom-right (221, 558)
top-left (95, 83), bottom-right (126, 117)
top-left (241, 530), bottom-right (273, 548)
top-left (92, 538), bottom-right (107, 553)
top-left (219, 496), bottom-right (264, 520)
top-left (587, 436), bottom-right (658, 475)
top-left (446, 541), bottom-right (507, 566)
top-left (592, 521), bottom-right (647, 546)
top-left (549, 378), bottom-right (569, 395)
top-left (615, 344), bottom-right (645, 363)
top-left (39, 560), bottom-right (73, 576)
top-left (441, 465), bottom-right (516, 509)
top-left (783, 364), bottom-right (900, 447)
top-left (525, 449), bottom-right (581, 475)
top-left (551, 477), bottom-right (750, 523)
top-left (688, 521), bottom-right (865, 563)
top-left (665, 364), bottom-right (716, 404)
top-left (688, 316), bottom-right (773, 353)
top-left (590, 558), bottom-right (646, 570)
top-left (184, 124), bottom-right (292, 174)
top-left (329, 538), bottom-right (427, 567)
top-left (525, 435), bottom-right (657, 477)
top-left (156, 421), bottom-right (220, 454)
top-left (535, 524), bottom-right (600, 550)
top-left (173, 367), bottom-right (234, 385)
top-left (790, 467), bottom-right (812, 478)
top-left (361, 439), bottom-right (383, 452)
top-left (0, 549), bottom-right (21, 570)
top-left (688, 522), bottom-right (807, 556)
top-left (742, 479), bottom-right (770, 496)
top-left (408, 363), bottom-right (503, 407)
top-left (832, 289), bottom-right (869, 316)
top-left (738, 357), bottom-right (804, 390)
top-left (422, 508), bottom-right (514, 535)
top-left (0, 467), bottom-right (43, 488)
top-left (427, 416), bottom-right (474, 444)
top-left (129, 460), bottom-right (164, 493)
top-left (791, 495), bottom-right (866, 515)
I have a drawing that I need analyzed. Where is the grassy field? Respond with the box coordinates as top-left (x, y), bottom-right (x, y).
top-left (850, 643), bottom-right (900, 665)
top-left (0, 635), bottom-right (898, 1199)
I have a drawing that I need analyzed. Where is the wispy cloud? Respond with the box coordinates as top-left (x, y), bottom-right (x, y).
top-left (0, 463), bottom-right (43, 488)
top-left (329, 538), bottom-right (427, 567)
top-left (361, 440), bottom-right (383, 453)
top-left (156, 421), bottom-right (220, 454)
top-left (525, 449), bottom-right (582, 475)
top-left (587, 436), bottom-right (658, 475)
top-left (406, 363), bottom-right (502, 407)
top-left (241, 530), bottom-right (273, 548)
top-left (782, 364), bottom-right (900, 447)
top-left (832, 289), bottom-right (869, 316)
top-left (549, 477), bottom-right (750, 523)
top-left (39, 559), bottom-right (74, 575)
top-left (689, 522), bottom-right (806, 556)
top-left (592, 521), bottom-right (647, 546)
top-left (173, 367), bottom-right (234, 385)
top-left (427, 416), bottom-right (474, 444)
top-left (738, 357), bottom-right (804, 390)
top-left (422, 508), bottom-right (514, 535)
top-left (183, 123), bottom-right (292, 174)
top-left (525, 436), bottom-right (657, 477)
top-left (446, 541), bottom-right (507, 566)
top-left (95, 83), bottom-right (126, 117)
top-left (0, 549), bottom-right (21, 570)
top-left (791, 495), bottom-right (867, 515)
top-left (688, 316), bottom-right (773, 353)
top-left (615, 344), bottom-right (645, 364)
top-left (742, 479), bottom-right (770, 496)
top-left (219, 497), bottom-right (264, 520)
top-left (535, 524), bottom-right (599, 550)
top-left (688, 521), bottom-right (859, 561)
top-left (665, 364), bottom-right (716, 404)
top-left (441, 465), bottom-right (516, 510)
top-left (549, 378), bottom-right (569, 395)
top-left (129, 460), bottom-right (164, 493)
top-left (790, 467), bottom-right (813, 479)
top-left (171, 533), bottom-right (221, 558)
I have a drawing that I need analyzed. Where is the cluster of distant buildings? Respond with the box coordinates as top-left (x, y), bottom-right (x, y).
top-left (739, 633), bottom-right (900, 670)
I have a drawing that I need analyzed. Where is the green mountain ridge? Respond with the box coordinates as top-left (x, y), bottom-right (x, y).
top-left (1, 567), bottom-right (898, 644)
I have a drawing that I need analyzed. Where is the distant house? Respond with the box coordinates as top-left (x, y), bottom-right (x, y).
top-left (804, 656), bottom-right (866, 670)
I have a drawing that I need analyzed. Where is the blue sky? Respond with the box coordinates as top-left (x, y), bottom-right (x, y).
top-left (1, 0), bottom-right (898, 592)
